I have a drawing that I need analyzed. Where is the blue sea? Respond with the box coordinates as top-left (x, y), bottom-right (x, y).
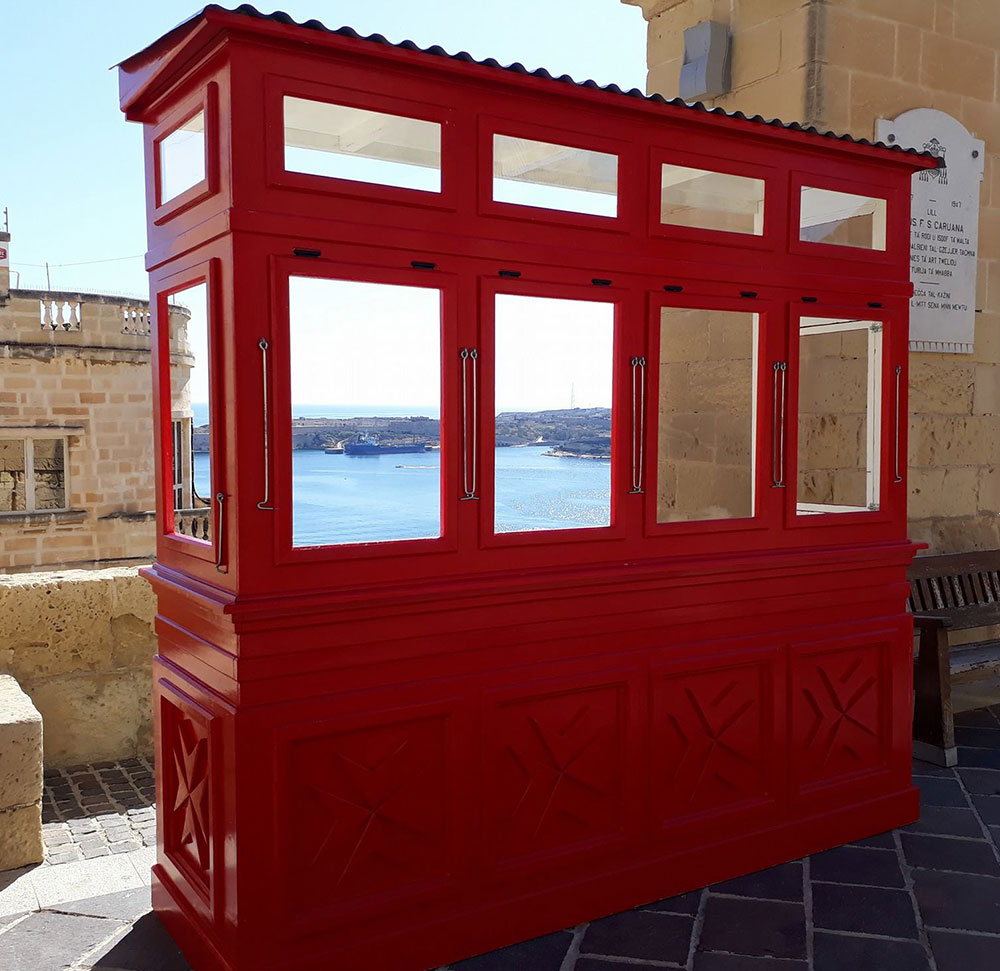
top-left (193, 446), bottom-right (610, 545)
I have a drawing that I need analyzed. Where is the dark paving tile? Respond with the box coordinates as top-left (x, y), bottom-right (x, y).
top-left (813, 932), bottom-right (930, 971)
top-left (955, 726), bottom-right (1000, 748)
top-left (88, 913), bottom-right (194, 971)
top-left (54, 887), bottom-right (152, 923)
top-left (452, 931), bottom-right (572, 971)
top-left (849, 829), bottom-right (897, 849)
top-left (915, 776), bottom-right (969, 807)
top-left (0, 911), bottom-right (123, 971)
top-left (640, 889), bottom-right (703, 914)
top-left (579, 911), bottom-right (692, 965)
top-left (958, 768), bottom-right (1000, 795)
top-left (694, 954), bottom-right (807, 971)
top-left (810, 845), bottom-right (904, 887)
top-left (902, 833), bottom-right (1000, 875)
top-left (904, 805), bottom-right (984, 838)
top-left (913, 869), bottom-right (1000, 933)
top-left (972, 794), bottom-right (1000, 825)
top-left (812, 883), bottom-right (918, 938)
top-left (928, 928), bottom-right (1000, 971)
top-left (710, 861), bottom-right (803, 901)
top-left (955, 709), bottom-right (1000, 728)
top-left (958, 747), bottom-right (1000, 769)
top-left (698, 896), bottom-right (806, 960)
top-left (912, 759), bottom-right (958, 777)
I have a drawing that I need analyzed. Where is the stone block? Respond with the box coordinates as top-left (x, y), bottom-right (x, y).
top-left (847, 0), bottom-right (935, 30)
top-left (728, 66), bottom-right (808, 122)
top-left (731, 22), bottom-right (781, 89)
top-left (894, 23), bottom-right (922, 85)
top-left (0, 677), bottom-right (42, 811)
top-left (825, 7), bottom-right (897, 76)
top-left (0, 676), bottom-right (43, 872)
top-left (0, 805), bottom-right (43, 871)
top-left (909, 359), bottom-right (975, 415)
top-left (909, 467), bottom-right (981, 520)
top-left (954, 1), bottom-right (1000, 57)
top-left (972, 366), bottom-right (999, 415)
top-left (920, 32), bottom-right (995, 101)
top-left (734, 0), bottom-right (810, 32)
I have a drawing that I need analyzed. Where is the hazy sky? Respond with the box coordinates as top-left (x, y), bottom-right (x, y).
top-left (2, 1), bottom-right (645, 296)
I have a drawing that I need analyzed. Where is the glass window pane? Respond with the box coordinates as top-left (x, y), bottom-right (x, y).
top-left (158, 111), bottom-right (205, 205)
top-left (660, 164), bottom-right (765, 235)
top-left (493, 135), bottom-right (618, 217)
top-left (800, 187), bottom-right (887, 250)
top-left (167, 283), bottom-right (212, 542)
top-left (797, 317), bottom-right (882, 514)
top-left (33, 439), bottom-right (66, 511)
top-left (0, 440), bottom-right (26, 512)
top-left (283, 96), bottom-right (441, 192)
top-left (657, 309), bottom-right (758, 522)
top-left (494, 294), bottom-right (613, 533)
top-left (288, 277), bottom-right (441, 547)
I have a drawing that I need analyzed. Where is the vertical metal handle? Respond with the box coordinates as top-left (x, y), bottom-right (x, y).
top-left (893, 364), bottom-right (903, 483)
top-left (629, 355), bottom-right (646, 494)
top-left (460, 348), bottom-right (479, 500)
top-left (772, 362), bottom-right (787, 488)
top-left (214, 492), bottom-right (227, 571)
top-left (256, 338), bottom-right (274, 510)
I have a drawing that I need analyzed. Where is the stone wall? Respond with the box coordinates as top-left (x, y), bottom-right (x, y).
top-left (0, 567), bottom-right (156, 767)
top-left (624, 0), bottom-right (1000, 553)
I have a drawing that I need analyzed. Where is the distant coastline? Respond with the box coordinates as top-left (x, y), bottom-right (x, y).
top-left (192, 406), bottom-right (611, 459)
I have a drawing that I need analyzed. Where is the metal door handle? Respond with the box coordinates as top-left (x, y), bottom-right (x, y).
top-left (894, 364), bottom-right (903, 483)
top-left (629, 355), bottom-right (646, 494)
top-left (257, 338), bottom-right (274, 510)
top-left (461, 348), bottom-right (479, 500)
top-left (772, 361), bottom-right (787, 488)
top-left (215, 492), bottom-right (227, 571)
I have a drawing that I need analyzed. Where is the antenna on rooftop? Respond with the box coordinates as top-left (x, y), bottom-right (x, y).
top-left (2, 208), bottom-right (8, 233)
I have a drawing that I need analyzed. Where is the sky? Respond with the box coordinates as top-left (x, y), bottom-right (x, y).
top-left (3, 1), bottom-right (646, 410)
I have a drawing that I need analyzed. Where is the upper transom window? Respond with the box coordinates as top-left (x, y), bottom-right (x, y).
top-left (158, 110), bottom-right (206, 205)
top-left (799, 187), bottom-right (887, 251)
top-left (659, 164), bottom-right (765, 235)
top-left (492, 134), bottom-right (618, 217)
top-left (283, 96), bottom-right (441, 192)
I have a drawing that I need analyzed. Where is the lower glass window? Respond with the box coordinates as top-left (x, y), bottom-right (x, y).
top-left (288, 277), bottom-right (441, 547)
top-left (797, 317), bottom-right (882, 514)
top-left (167, 282), bottom-right (212, 543)
top-left (493, 294), bottom-right (614, 533)
top-left (657, 308), bottom-right (758, 523)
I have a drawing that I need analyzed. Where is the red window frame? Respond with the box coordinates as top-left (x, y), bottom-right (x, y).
top-left (783, 301), bottom-right (897, 530)
top-left (478, 115), bottom-right (633, 234)
top-left (648, 147), bottom-right (780, 253)
top-left (477, 275), bottom-right (628, 550)
top-left (154, 257), bottom-right (224, 567)
top-left (269, 255), bottom-right (460, 566)
top-left (265, 74), bottom-right (458, 213)
top-left (642, 288), bottom-right (780, 541)
top-left (151, 83), bottom-right (217, 224)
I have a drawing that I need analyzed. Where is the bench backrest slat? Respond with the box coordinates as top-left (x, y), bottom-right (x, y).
top-left (907, 551), bottom-right (1000, 614)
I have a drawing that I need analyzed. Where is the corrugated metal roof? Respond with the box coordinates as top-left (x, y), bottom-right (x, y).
top-left (134, 4), bottom-right (936, 162)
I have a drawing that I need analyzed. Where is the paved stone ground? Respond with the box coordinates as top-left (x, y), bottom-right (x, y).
top-left (4, 708), bottom-right (1000, 970)
top-left (41, 759), bottom-right (157, 865)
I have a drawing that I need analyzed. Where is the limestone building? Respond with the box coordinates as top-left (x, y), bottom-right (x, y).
top-left (0, 231), bottom-right (193, 571)
top-left (624, 0), bottom-right (1000, 552)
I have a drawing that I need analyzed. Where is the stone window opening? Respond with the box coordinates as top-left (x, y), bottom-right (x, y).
top-left (0, 434), bottom-right (69, 514)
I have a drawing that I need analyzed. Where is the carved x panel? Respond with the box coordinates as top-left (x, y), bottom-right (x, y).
top-left (488, 681), bottom-right (626, 866)
top-left (794, 642), bottom-right (884, 789)
top-left (654, 663), bottom-right (769, 823)
top-left (287, 712), bottom-right (450, 913)
top-left (161, 693), bottom-right (212, 898)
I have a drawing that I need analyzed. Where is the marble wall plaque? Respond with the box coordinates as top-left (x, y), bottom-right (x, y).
top-left (876, 109), bottom-right (984, 354)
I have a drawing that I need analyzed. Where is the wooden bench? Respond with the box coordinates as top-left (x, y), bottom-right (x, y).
top-left (908, 551), bottom-right (1000, 766)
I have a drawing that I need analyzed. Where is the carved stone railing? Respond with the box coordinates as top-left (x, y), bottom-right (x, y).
top-left (174, 508), bottom-right (211, 541)
top-left (121, 306), bottom-right (151, 336)
top-left (39, 299), bottom-right (81, 332)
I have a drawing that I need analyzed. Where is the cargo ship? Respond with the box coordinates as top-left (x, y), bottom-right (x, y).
top-left (332, 433), bottom-right (431, 456)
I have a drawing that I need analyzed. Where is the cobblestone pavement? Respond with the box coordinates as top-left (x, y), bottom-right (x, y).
top-left (4, 708), bottom-right (1000, 969)
top-left (41, 759), bottom-right (157, 866)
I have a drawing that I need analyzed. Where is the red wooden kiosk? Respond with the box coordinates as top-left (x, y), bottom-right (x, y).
top-left (118, 6), bottom-right (937, 969)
